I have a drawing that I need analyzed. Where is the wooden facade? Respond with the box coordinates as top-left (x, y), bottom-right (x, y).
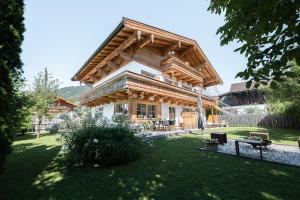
top-left (72, 18), bottom-right (222, 127)
top-left (72, 18), bottom-right (222, 86)
top-left (48, 96), bottom-right (78, 114)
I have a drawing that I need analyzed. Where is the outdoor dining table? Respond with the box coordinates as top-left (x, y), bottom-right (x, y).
top-left (152, 120), bottom-right (175, 130)
top-left (234, 139), bottom-right (266, 160)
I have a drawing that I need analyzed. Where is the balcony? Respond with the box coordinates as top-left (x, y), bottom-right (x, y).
top-left (80, 71), bottom-right (215, 107)
top-left (161, 56), bottom-right (203, 86)
top-left (141, 69), bottom-right (199, 93)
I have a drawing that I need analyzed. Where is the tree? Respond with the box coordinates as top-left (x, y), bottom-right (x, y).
top-left (31, 68), bottom-right (59, 138)
top-left (18, 93), bottom-right (34, 134)
top-left (0, 0), bottom-right (25, 170)
top-left (264, 63), bottom-right (300, 121)
top-left (208, 0), bottom-right (300, 87)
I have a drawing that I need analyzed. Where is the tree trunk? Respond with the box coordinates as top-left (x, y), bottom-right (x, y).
top-left (37, 116), bottom-right (42, 138)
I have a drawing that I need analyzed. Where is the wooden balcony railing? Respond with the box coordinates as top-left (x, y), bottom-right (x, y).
top-left (79, 71), bottom-right (216, 107)
top-left (161, 56), bottom-right (204, 84)
top-left (80, 77), bottom-right (127, 104)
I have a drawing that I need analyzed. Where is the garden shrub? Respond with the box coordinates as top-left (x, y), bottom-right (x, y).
top-left (61, 126), bottom-right (144, 166)
top-left (112, 113), bottom-right (131, 128)
top-left (60, 111), bottom-right (144, 167)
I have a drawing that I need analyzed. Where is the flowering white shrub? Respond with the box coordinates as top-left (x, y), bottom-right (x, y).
top-left (58, 107), bottom-right (145, 167)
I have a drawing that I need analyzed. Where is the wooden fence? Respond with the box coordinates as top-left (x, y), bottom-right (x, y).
top-left (218, 113), bottom-right (299, 129)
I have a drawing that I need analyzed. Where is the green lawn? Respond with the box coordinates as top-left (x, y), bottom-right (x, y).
top-left (1, 130), bottom-right (300, 200)
top-left (201, 127), bottom-right (300, 146)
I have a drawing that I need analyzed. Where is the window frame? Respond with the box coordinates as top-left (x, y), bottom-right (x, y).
top-left (136, 103), bottom-right (156, 119)
top-left (114, 103), bottom-right (128, 114)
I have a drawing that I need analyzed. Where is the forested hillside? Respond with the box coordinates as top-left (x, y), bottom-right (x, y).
top-left (57, 85), bottom-right (90, 103)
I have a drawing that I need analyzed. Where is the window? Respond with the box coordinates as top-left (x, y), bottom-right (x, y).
top-left (137, 103), bottom-right (156, 118)
top-left (169, 107), bottom-right (176, 120)
top-left (94, 107), bottom-right (103, 117)
top-left (147, 104), bottom-right (156, 118)
top-left (137, 104), bottom-right (146, 117)
top-left (114, 104), bottom-right (128, 114)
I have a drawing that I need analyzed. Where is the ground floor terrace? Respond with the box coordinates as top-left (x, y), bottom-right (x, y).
top-left (81, 71), bottom-right (216, 128)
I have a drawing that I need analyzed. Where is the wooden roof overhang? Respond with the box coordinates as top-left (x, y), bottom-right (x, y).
top-left (80, 71), bottom-right (216, 108)
top-left (55, 96), bottom-right (78, 108)
top-left (72, 18), bottom-right (223, 87)
top-left (161, 56), bottom-right (203, 86)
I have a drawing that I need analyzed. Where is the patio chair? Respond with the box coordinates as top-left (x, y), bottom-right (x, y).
top-left (163, 120), bottom-right (170, 131)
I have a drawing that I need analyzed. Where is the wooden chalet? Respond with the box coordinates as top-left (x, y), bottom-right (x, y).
top-left (48, 96), bottom-right (78, 114)
top-left (72, 18), bottom-right (223, 128)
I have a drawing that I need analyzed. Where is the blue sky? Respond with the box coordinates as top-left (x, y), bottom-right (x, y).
top-left (21, 0), bottom-right (246, 93)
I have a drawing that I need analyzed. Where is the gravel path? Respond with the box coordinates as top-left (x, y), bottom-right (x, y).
top-left (218, 139), bottom-right (300, 166)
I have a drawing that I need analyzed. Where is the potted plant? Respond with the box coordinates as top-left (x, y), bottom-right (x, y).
top-left (155, 115), bottom-right (162, 121)
top-left (204, 139), bottom-right (219, 151)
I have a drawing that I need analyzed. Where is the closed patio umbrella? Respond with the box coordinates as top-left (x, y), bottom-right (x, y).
top-left (197, 95), bottom-right (205, 130)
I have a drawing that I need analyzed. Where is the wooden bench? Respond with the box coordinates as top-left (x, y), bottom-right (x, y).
top-left (235, 139), bottom-right (266, 159)
top-left (249, 132), bottom-right (270, 140)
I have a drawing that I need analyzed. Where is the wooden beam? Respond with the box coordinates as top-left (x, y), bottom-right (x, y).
top-left (115, 92), bottom-right (127, 97)
top-left (179, 46), bottom-right (195, 57)
top-left (106, 61), bottom-right (118, 69)
top-left (163, 41), bottom-right (181, 56)
top-left (136, 30), bottom-right (142, 41)
top-left (83, 80), bottom-right (93, 85)
top-left (194, 62), bottom-right (206, 70)
top-left (103, 96), bottom-right (116, 103)
top-left (203, 77), bottom-right (219, 86)
top-left (82, 32), bottom-right (137, 80)
top-left (178, 41), bottom-right (181, 49)
top-left (140, 92), bottom-right (145, 100)
top-left (119, 51), bottom-right (132, 61)
top-left (96, 67), bottom-right (106, 77)
top-left (127, 90), bottom-right (133, 98)
top-left (108, 94), bottom-right (118, 99)
top-left (89, 74), bottom-right (99, 82)
top-left (139, 34), bottom-right (154, 48)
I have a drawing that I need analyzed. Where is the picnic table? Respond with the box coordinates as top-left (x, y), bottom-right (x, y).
top-left (234, 139), bottom-right (267, 160)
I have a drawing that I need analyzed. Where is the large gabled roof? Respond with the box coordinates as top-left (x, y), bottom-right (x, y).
top-left (72, 17), bottom-right (223, 87)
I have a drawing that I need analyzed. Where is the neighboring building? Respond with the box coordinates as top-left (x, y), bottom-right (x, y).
top-left (218, 82), bottom-right (266, 114)
top-left (48, 96), bottom-right (78, 114)
top-left (33, 96), bottom-right (78, 132)
top-left (72, 18), bottom-right (223, 128)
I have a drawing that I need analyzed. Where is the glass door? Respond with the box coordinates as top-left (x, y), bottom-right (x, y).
top-left (169, 107), bottom-right (176, 120)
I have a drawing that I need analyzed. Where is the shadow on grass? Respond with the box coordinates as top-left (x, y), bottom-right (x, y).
top-left (1, 135), bottom-right (300, 200)
top-left (0, 142), bottom-right (61, 199)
